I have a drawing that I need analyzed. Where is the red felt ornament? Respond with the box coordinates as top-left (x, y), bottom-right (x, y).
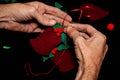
top-left (30, 28), bottom-right (61, 56)
top-left (70, 3), bottom-right (109, 22)
top-left (80, 3), bottom-right (109, 21)
top-left (29, 28), bottom-right (76, 74)
top-left (51, 50), bottom-right (76, 72)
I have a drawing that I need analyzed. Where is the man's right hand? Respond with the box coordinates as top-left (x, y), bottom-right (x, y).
top-left (65, 23), bottom-right (108, 80)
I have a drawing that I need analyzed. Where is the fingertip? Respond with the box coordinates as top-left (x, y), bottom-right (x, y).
top-left (66, 26), bottom-right (74, 34)
top-left (66, 24), bottom-right (75, 28)
top-left (33, 28), bottom-right (44, 33)
top-left (66, 26), bottom-right (80, 40)
top-left (67, 16), bottom-right (72, 22)
top-left (65, 14), bottom-right (72, 22)
top-left (49, 19), bottom-right (56, 25)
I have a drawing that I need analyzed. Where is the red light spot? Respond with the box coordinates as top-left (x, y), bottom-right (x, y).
top-left (107, 23), bottom-right (114, 31)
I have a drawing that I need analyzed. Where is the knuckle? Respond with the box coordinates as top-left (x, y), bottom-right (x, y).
top-left (99, 33), bottom-right (107, 42)
top-left (102, 34), bottom-right (107, 40)
top-left (85, 24), bottom-right (92, 28)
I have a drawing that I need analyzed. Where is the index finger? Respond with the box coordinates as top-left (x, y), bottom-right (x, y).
top-left (45, 5), bottom-right (72, 22)
top-left (69, 23), bottom-right (98, 37)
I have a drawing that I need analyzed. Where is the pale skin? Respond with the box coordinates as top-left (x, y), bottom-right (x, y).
top-left (0, 1), bottom-right (108, 80)
top-left (0, 1), bottom-right (72, 32)
top-left (65, 24), bottom-right (108, 80)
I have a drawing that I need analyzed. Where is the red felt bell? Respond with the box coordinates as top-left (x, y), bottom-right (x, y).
top-left (51, 50), bottom-right (76, 72)
top-left (30, 28), bottom-right (61, 56)
top-left (29, 27), bottom-right (76, 73)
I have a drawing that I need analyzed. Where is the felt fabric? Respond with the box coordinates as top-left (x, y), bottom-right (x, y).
top-left (30, 28), bottom-right (61, 56)
top-left (30, 27), bottom-right (76, 72)
top-left (51, 50), bottom-right (76, 72)
top-left (80, 3), bottom-right (109, 21)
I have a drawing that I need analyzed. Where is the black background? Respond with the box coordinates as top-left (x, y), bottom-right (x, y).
top-left (0, 0), bottom-right (120, 80)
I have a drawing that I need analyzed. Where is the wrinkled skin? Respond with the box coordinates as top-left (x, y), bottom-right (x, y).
top-left (0, 1), bottom-right (108, 80)
top-left (65, 23), bottom-right (108, 80)
top-left (0, 1), bottom-right (72, 32)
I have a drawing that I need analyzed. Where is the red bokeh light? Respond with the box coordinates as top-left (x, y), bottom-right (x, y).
top-left (107, 23), bottom-right (114, 31)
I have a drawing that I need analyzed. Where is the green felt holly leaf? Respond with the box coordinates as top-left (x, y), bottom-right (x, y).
top-left (53, 23), bottom-right (64, 28)
top-left (11, 0), bottom-right (16, 3)
top-left (42, 53), bottom-right (54, 62)
top-left (55, 2), bottom-right (63, 9)
top-left (57, 44), bottom-right (65, 51)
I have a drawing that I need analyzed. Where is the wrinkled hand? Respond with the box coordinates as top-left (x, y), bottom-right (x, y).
top-left (65, 23), bottom-right (108, 80)
top-left (0, 1), bottom-right (72, 32)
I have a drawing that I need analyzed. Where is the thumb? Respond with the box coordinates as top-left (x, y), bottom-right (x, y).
top-left (66, 26), bottom-right (80, 41)
top-left (65, 25), bottom-right (87, 52)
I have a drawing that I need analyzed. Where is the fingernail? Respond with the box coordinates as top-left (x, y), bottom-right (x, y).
top-left (68, 24), bottom-right (74, 28)
top-left (49, 20), bottom-right (56, 25)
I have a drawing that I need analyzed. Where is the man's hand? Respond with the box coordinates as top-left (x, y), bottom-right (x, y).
top-left (0, 1), bottom-right (72, 32)
top-left (65, 23), bottom-right (108, 80)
